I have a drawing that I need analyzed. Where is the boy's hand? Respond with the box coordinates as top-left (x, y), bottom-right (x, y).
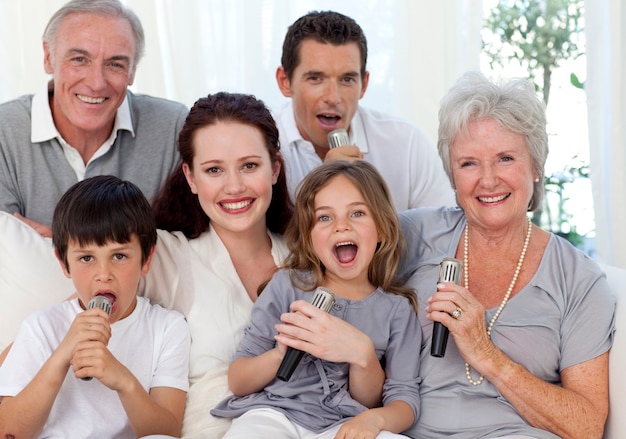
top-left (56, 307), bottom-right (111, 374)
top-left (71, 340), bottom-right (133, 390)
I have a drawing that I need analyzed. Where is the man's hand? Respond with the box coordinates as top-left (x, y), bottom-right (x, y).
top-left (13, 212), bottom-right (52, 237)
top-left (324, 145), bottom-right (364, 162)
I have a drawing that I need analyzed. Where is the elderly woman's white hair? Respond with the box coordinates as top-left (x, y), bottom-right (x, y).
top-left (437, 71), bottom-right (549, 212)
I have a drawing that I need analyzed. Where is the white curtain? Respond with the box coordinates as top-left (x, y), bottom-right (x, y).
top-left (0, 0), bottom-right (482, 147)
top-left (585, 0), bottom-right (626, 268)
top-left (3, 1), bottom-right (623, 267)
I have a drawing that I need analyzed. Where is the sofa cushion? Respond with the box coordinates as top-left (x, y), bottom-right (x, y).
top-left (0, 212), bottom-right (73, 351)
top-left (600, 262), bottom-right (626, 439)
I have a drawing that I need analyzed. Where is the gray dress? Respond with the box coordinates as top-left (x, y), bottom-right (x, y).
top-left (211, 269), bottom-right (422, 434)
top-left (398, 207), bottom-right (615, 439)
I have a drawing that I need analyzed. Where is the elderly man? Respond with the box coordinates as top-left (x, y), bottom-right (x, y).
top-left (0, 0), bottom-right (188, 236)
top-left (274, 10), bottom-right (456, 211)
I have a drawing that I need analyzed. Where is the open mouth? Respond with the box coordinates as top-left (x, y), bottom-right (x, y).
top-left (317, 114), bottom-right (341, 128)
top-left (335, 241), bottom-right (358, 263)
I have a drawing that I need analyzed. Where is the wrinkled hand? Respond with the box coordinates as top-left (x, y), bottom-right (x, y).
top-left (274, 300), bottom-right (374, 366)
top-left (13, 212), bottom-right (52, 238)
top-left (325, 145), bottom-right (363, 162)
top-left (426, 282), bottom-right (496, 367)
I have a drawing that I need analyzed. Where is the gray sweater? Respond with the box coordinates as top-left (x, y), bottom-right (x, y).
top-left (0, 90), bottom-right (188, 225)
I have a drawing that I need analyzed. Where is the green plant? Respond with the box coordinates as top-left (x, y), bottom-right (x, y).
top-left (482, 0), bottom-right (584, 105)
top-left (482, 0), bottom-right (590, 248)
top-left (540, 159), bottom-right (589, 247)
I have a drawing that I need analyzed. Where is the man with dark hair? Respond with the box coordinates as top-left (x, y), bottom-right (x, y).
top-left (0, 0), bottom-right (188, 237)
top-left (274, 10), bottom-right (455, 210)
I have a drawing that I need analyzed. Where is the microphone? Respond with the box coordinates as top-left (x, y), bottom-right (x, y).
top-left (327, 128), bottom-right (350, 149)
top-left (276, 287), bottom-right (336, 381)
top-left (431, 258), bottom-right (462, 358)
top-left (81, 295), bottom-right (112, 381)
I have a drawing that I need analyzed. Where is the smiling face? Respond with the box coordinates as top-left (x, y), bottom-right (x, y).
top-left (451, 118), bottom-right (538, 233)
top-left (310, 174), bottom-right (379, 289)
top-left (60, 235), bottom-right (151, 323)
top-left (44, 12), bottom-right (136, 145)
top-left (182, 121), bottom-right (281, 239)
top-left (276, 39), bottom-right (369, 154)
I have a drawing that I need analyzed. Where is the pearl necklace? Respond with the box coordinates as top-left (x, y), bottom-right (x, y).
top-left (463, 216), bottom-right (532, 386)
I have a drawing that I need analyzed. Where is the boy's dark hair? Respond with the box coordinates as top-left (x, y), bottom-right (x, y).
top-left (52, 175), bottom-right (157, 269)
top-left (281, 10), bottom-right (368, 81)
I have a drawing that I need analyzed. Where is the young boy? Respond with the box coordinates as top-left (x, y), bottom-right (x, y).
top-left (0, 175), bottom-right (190, 438)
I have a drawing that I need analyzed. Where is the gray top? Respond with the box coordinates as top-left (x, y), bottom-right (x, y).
top-left (0, 90), bottom-right (187, 225)
top-left (398, 207), bottom-right (616, 439)
top-left (211, 268), bottom-right (422, 433)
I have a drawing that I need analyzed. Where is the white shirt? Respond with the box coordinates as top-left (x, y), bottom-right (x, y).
top-left (274, 101), bottom-right (456, 211)
top-left (0, 297), bottom-right (190, 439)
top-left (139, 226), bottom-right (289, 438)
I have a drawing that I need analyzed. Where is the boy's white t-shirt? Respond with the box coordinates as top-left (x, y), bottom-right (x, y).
top-left (0, 296), bottom-right (190, 438)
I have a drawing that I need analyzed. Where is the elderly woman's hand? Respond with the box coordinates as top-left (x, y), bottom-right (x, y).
top-left (426, 281), bottom-right (497, 367)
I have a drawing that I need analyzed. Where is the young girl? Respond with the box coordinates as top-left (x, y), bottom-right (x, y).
top-left (211, 160), bottom-right (421, 438)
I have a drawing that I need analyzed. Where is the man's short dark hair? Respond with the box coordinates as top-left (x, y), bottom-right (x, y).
top-left (281, 10), bottom-right (368, 81)
top-left (52, 175), bottom-right (157, 269)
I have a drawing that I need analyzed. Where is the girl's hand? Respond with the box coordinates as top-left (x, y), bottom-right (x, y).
top-left (274, 300), bottom-right (374, 367)
top-left (334, 410), bottom-right (382, 439)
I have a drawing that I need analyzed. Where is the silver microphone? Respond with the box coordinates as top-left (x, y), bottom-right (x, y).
top-left (81, 295), bottom-right (112, 381)
top-left (431, 258), bottom-right (462, 358)
top-left (87, 295), bottom-right (112, 315)
top-left (327, 128), bottom-right (350, 149)
top-left (276, 287), bottom-right (336, 381)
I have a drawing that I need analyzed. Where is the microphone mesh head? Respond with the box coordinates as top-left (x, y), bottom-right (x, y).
top-left (87, 296), bottom-right (112, 315)
top-left (327, 129), bottom-right (350, 149)
top-left (310, 287), bottom-right (336, 312)
top-left (438, 258), bottom-right (462, 285)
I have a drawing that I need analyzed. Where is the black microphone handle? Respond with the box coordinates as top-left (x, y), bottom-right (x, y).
top-left (430, 258), bottom-right (462, 358)
top-left (276, 347), bottom-right (306, 381)
top-left (275, 287), bottom-right (336, 381)
top-left (431, 322), bottom-right (449, 358)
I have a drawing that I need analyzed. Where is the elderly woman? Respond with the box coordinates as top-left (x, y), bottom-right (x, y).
top-left (399, 71), bottom-right (615, 439)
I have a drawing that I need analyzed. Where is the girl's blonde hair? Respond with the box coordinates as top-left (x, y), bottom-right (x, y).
top-left (283, 160), bottom-right (417, 312)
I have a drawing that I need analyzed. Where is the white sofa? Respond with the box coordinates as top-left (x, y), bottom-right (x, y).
top-left (599, 262), bottom-right (626, 439)
top-left (0, 211), bottom-right (623, 437)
